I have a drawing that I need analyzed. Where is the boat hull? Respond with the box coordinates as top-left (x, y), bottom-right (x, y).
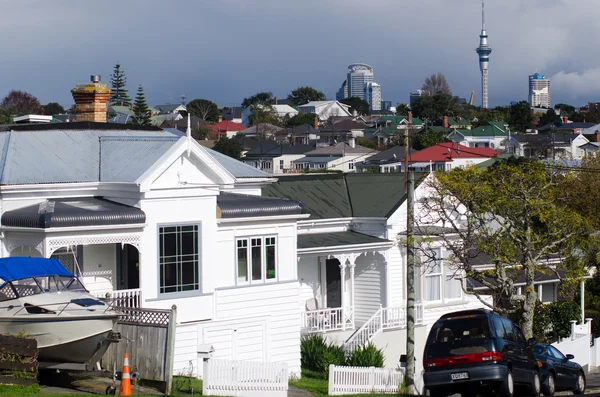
top-left (0, 315), bottom-right (118, 364)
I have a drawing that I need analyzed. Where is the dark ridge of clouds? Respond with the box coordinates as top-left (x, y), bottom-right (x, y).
top-left (1, 0), bottom-right (599, 109)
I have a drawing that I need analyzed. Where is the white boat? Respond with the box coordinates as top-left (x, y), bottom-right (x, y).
top-left (0, 257), bottom-right (119, 364)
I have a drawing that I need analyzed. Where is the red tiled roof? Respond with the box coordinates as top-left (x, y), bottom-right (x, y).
top-left (405, 142), bottom-right (498, 162)
top-left (208, 120), bottom-right (247, 132)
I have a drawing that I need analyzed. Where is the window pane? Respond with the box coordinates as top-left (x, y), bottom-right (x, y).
top-left (163, 231), bottom-right (177, 257)
top-left (426, 275), bottom-right (441, 301)
top-left (181, 230), bottom-right (196, 255)
top-left (237, 240), bottom-right (248, 282)
top-left (251, 239), bottom-right (262, 280)
top-left (445, 274), bottom-right (461, 299)
top-left (159, 225), bottom-right (200, 293)
top-left (266, 239), bottom-right (276, 279)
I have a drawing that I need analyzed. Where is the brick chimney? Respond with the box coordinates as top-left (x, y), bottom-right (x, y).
top-left (443, 115), bottom-right (449, 128)
top-left (274, 96), bottom-right (278, 105)
top-left (313, 116), bottom-right (319, 129)
top-left (563, 116), bottom-right (568, 124)
top-left (218, 115), bottom-right (223, 123)
top-left (71, 75), bottom-right (111, 122)
top-left (407, 111), bottom-right (413, 124)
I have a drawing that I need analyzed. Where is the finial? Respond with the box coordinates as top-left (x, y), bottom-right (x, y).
top-left (186, 113), bottom-right (191, 156)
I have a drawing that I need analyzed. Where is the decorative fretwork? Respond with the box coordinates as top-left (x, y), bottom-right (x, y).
top-left (4, 237), bottom-right (45, 256)
top-left (47, 234), bottom-right (141, 255)
top-left (115, 307), bottom-right (170, 327)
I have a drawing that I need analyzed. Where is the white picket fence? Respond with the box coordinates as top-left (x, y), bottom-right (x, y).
top-left (328, 364), bottom-right (405, 396)
top-left (202, 358), bottom-right (288, 397)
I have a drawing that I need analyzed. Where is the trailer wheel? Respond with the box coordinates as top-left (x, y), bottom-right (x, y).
top-left (105, 385), bottom-right (116, 395)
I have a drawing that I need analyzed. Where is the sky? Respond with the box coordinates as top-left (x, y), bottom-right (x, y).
top-left (1, 0), bottom-right (600, 110)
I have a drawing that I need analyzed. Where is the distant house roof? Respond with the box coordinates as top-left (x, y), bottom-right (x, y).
top-left (304, 142), bottom-right (378, 156)
top-left (222, 107), bottom-right (244, 119)
top-left (279, 124), bottom-right (320, 137)
top-left (154, 104), bottom-right (185, 113)
top-left (110, 105), bottom-right (159, 116)
top-left (444, 116), bottom-right (472, 127)
top-left (242, 123), bottom-right (284, 136)
top-left (453, 124), bottom-right (508, 138)
top-left (243, 141), bottom-right (281, 156)
top-left (537, 122), bottom-right (595, 132)
top-left (358, 146), bottom-right (417, 166)
top-left (245, 143), bottom-right (314, 159)
top-left (511, 133), bottom-right (583, 145)
top-left (376, 115), bottom-right (424, 126)
top-left (263, 172), bottom-right (427, 219)
top-left (406, 142), bottom-right (498, 163)
top-left (159, 115), bottom-right (210, 131)
top-left (208, 120), bottom-right (246, 133)
top-left (330, 119), bottom-right (368, 130)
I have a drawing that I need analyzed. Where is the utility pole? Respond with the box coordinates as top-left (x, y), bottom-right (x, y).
top-left (404, 113), bottom-right (416, 392)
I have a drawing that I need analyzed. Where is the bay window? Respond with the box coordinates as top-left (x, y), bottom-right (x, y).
top-left (422, 247), bottom-right (463, 303)
top-left (236, 236), bottom-right (277, 284)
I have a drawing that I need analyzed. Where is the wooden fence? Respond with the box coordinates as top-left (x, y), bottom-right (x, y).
top-left (0, 335), bottom-right (38, 385)
top-left (101, 305), bottom-right (177, 394)
top-left (328, 364), bottom-right (404, 396)
top-left (202, 358), bottom-right (288, 397)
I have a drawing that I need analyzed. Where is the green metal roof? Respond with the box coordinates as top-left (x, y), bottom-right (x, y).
top-left (454, 124), bottom-right (508, 137)
top-left (262, 173), bottom-right (427, 219)
top-left (298, 231), bottom-right (391, 249)
top-left (377, 115), bottom-right (424, 126)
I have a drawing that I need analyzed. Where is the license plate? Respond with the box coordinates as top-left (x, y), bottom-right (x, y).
top-left (451, 372), bottom-right (469, 381)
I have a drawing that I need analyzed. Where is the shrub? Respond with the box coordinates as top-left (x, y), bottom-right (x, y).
top-left (300, 334), bottom-right (345, 378)
top-left (548, 300), bottom-right (581, 341)
top-left (533, 300), bottom-right (552, 343)
top-left (344, 343), bottom-right (385, 368)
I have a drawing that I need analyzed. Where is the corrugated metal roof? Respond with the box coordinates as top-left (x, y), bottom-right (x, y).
top-left (1, 197), bottom-right (145, 228)
top-left (217, 192), bottom-right (306, 219)
top-left (100, 136), bottom-right (180, 182)
top-left (298, 231), bottom-right (391, 249)
top-left (203, 147), bottom-right (271, 178)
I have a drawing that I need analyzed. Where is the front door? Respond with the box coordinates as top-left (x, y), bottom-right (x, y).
top-left (325, 259), bottom-right (341, 308)
top-left (116, 244), bottom-right (140, 290)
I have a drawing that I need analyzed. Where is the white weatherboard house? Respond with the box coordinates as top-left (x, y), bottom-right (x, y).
top-left (0, 121), bottom-right (308, 377)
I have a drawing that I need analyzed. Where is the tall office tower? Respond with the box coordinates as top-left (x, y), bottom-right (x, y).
top-left (336, 80), bottom-right (348, 101)
top-left (347, 63), bottom-right (373, 100)
top-left (529, 73), bottom-right (551, 108)
top-left (365, 82), bottom-right (381, 111)
top-left (475, 0), bottom-right (492, 108)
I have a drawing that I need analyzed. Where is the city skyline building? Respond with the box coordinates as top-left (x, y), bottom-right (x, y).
top-left (365, 82), bottom-right (381, 111)
top-left (336, 80), bottom-right (348, 101)
top-left (347, 63), bottom-right (373, 101)
top-left (529, 72), bottom-right (551, 108)
top-left (410, 89), bottom-right (428, 104)
top-left (476, 0), bottom-right (492, 108)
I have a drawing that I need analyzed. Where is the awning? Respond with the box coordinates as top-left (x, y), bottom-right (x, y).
top-left (0, 257), bottom-right (72, 282)
top-left (298, 231), bottom-right (392, 250)
top-left (1, 197), bottom-right (146, 229)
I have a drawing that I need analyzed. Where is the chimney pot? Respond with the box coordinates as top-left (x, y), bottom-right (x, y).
top-left (408, 111), bottom-right (413, 124)
top-left (91, 75), bottom-right (101, 83)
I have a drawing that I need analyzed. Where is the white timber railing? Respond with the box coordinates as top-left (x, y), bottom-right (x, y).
top-left (344, 303), bottom-right (424, 353)
top-left (301, 306), bottom-right (354, 334)
top-left (202, 358), bottom-right (288, 397)
top-left (96, 288), bottom-right (142, 309)
top-left (328, 364), bottom-right (404, 396)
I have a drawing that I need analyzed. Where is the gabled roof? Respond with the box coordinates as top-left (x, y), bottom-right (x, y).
top-left (376, 115), bottom-right (424, 126)
top-left (262, 173), bottom-right (427, 219)
top-left (304, 142), bottom-right (378, 156)
top-left (243, 141), bottom-right (282, 156)
top-left (208, 120), bottom-right (246, 132)
top-left (444, 116), bottom-right (472, 126)
top-left (455, 124), bottom-right (507, 138)
top-left (511, 133), bottom-right (584, 145)
top-left (406, 142), bottom-right (498, 162)
top-left (359, 145), bottom-right (417, 165)
top-left (154, 104), bottom-right (185, 113)
top-left (330, 119), bottom-right (368, 130)
top-left (159, 115), bottom-right (210, 131)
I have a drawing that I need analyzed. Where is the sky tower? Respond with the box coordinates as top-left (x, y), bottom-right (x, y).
top-left (476, 0), bottom-right (492, 108)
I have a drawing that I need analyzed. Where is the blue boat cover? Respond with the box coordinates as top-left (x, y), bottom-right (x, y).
top-left (0, 257), bottom-right (73, 282)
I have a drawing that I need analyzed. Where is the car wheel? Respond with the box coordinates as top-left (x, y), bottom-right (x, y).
top-left (542, 372), bottom-right (555, 396)
top-left (526, 371), bottom-right (541, 396)
top-left (499, 369), bottom-right (515, 397)
top-left (573, 372), bottom-right (585, 395)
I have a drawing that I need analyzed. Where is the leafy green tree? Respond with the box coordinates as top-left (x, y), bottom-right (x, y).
top-left (109, 63), bottom-right (131, 106)
top-left (419, 161), bottom-right (592, 338)
top-left (287, 86), bottom-right (326, 107)
top-left (413, 130), bottom-right (445, 150)
top-left (554, 103), bottom-right (576, 116)
top-left (0, 90), bottom-right (43, 117)
top-left (241, 92), bottom-right (274, 108)
top-left (340, 97), bottom-right (370, 115)
top-left (186, 99), bottom-right (219, 122)
top-left (538, 108), bottom-right (561, 126)
top-left (509, 100), bottom-right (533, 132)
top-left (356, 137), bottom-right (377, 149)
top-left (131, 85), bottom-right (151, 126)
top-left (286, 112), bottom-right (318, 127)
top-left (410, 92), bottom-right (467, 123)
top-left (213, 136), bottom-right (244, 160)
top-left (248, 103), bottom-right (279, 126)
top-left (42, 102), bottom-right (65, 115)
top-left (395, 103), bottom-right (411, 116)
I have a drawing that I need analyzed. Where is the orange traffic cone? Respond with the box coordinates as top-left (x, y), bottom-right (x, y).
top-left (119, 352), bottom-right (132, 396)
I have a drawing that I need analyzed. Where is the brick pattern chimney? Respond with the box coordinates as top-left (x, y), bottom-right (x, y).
top-left (563, 116), bottom-right (568, 124)
top-left (313, 116), bottom-right (319, 129)
top-left (443, 115), bottom-right (449, 128)
top-left (596, 131), bottom-right (600, 143)
top-left (71, 75), bottom-right (111, 122)
top-left (218, 115), bottom-right (223, 123)
top-left (407, 111), bottom-right (413, 124)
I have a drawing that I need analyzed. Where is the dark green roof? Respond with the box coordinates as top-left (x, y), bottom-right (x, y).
top-left (476, 153), bottom-right (514, 169)
top-left (298, 231), bottom-right (391, 249)
top-left (377, 115), bottom-right (424, 126)
top-left (428, 126), bottom-right (452, 134)
top-left (262, 173), bottom-right (427, 219)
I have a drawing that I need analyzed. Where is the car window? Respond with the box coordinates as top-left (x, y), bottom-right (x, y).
top-left (491, 317), bottom-right (506, 338)
top-left (548, 346), bottom-right (566, 360)
top-left (514, 325), bottom-right (527, 345)
top-left (533, 345), bottom-right (546, 356)
top-left (427, 317), bottom-right (490, 344)
top-left (500, 317), bottom-right (516, 342)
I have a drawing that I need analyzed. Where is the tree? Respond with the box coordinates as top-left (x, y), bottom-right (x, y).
top-left (213, 136), bottom-right (244, 160)
top-left (418, 160), bottom-right (591, 338)
top-left (0, 90), bottom-right (43, 118)
top-left (538, 108), bottom-right (561, 127)
top-left (186, 99), bottom-right (219, 122)
top-left (395, 103), bottom-right (411, 116)
top-left (241, 92), bottom-right (274, 108)
top-left (42, 102), bottom-right (65, 115)
top-left (109, 64), bottom-right (131, 106)
top-left (248, 103), bottom-right (280, 126)
top-left (286, 86), bottom-right (326, 107)
top-left (422, 72), bottom-right (451, 95)
top-left (509, 101), bottom-right (533, 132)
top-left (286, 112), bottom-right (318, 127)
top-left (340, 97), bottom-right (370, 115)
top-left (554, 103), bottom-right (576, 116)
top-left (131, 85), bottom-right (151, 126)
top-left (410, 92), bottom-right (466, 123)
top-left (412, 130), bottom-right (445, 150)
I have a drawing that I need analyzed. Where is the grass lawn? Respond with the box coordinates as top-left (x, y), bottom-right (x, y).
top-left (290, 369), bottom-right (413, 397)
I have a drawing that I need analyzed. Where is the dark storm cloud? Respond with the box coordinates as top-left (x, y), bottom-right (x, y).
top-left (1, 0), bottom-right (598, 108)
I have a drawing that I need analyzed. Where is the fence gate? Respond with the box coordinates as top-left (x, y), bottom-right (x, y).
top-left (102, 305), bottom-right (177, 394)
